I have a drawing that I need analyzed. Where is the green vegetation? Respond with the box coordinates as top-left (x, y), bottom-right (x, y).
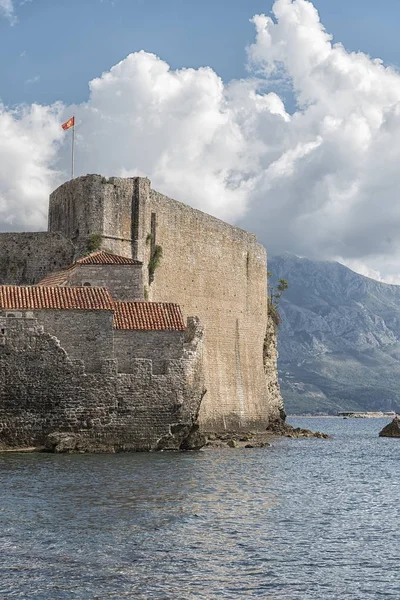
top-left (148, 244), bottom-right (163, 283)
top-left (87, 233), bottom-right (102, 253)
top-left (267, 272), bottom-right (288, 326)
top-left (146, 233), bottom-right (153, 246)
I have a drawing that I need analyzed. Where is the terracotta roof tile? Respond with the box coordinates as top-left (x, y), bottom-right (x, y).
top-left (114, 301), bottom-right (185, 331)
top-left (38, 265), bottom-right (76, 286)
top-left (76, 251), bottom-right (142, 265)
top-left (38, 251), bottom-right (142, 286)
top-left (0, 286), bottom-right (114, 311)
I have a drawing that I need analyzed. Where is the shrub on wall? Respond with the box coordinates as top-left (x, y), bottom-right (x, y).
top-left (87, 233), bottom-right (102, 253)
top-left (148, 245), bottom-right (163, 284)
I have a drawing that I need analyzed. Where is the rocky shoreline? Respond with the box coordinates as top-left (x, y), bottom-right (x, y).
top-left (0, 421), bottom-right (331, 454)
top-left (204, 420), bottom-right (331, 449)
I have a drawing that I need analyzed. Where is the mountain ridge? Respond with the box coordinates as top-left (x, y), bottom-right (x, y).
top-left (269, 254), bottom-right (400, 414)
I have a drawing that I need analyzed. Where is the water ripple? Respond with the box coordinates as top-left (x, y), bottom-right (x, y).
top-left (0, 418), bottom-right (399, 599)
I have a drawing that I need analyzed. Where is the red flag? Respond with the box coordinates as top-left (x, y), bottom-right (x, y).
top-left (62, 116), bottom-right (75, 131)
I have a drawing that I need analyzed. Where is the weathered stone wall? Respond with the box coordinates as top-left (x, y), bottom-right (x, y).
top-left (47, 175), bottom-right (278, 431)
top-left (0, 308), bottom-right (115, 373)
top-left (36, 310), bottom-right (115, 372)
top-left (0, 232), bottom-right (75, 285)
top-left (69, 264), bottom-right (143, 301)
top-left (48, 176), bottom-right (107, 252)
top-left (0, 315), bottom-right (205, 451)
top-left (139, 183), bottom-right (272, 431)
top-left (115, 330), bottom-right (184, 373)
top-left (7, 174), bottom-right (283, 433)
top-left (48, 176), bottom-right (136, 256)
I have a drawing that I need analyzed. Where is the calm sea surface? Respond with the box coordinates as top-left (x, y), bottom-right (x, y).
top-left (1, 417), bottom-right (399, 600)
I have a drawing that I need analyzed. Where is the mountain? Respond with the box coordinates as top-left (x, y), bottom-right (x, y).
top-left (269, 254), bottom-right (400, 415)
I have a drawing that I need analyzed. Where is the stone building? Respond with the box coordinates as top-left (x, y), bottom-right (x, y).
top-left (0, 175), bottom-right (284, 449)
top-left (0, 258), bottom-right (205, 451)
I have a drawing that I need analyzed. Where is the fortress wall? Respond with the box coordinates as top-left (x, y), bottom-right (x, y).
top-left (40, 175), bottom-right (281, 432)
top-left (138, 183), bottom-right (272, 431)
top-left (48, 176), bottom-right (105, 250)
top-left (49, 176), bottom-right (136, 257)
top-left (69, 264), bottom-right (143, 301)
top-left (102, 177), bottom-right (135, 256)
top-left (115, 330), bottom-right (184, 373)
top-left (0, 232), bottom-right (75, 285)
top-left (0, 315), bottom-right (204, 451)
top-left (36, 310), bottom-right (115, 372)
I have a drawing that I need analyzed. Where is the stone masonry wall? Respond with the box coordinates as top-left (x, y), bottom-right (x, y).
top-left (0, 309), bottom-right (115, 373)
top-left (0, 315), bottom-right (205, 451)
top-left (138, 181), bottom-right (274, 431)
top-left (115, 330), bottom-right (184, 374)
top-left (36, 310), bottom-right (115, 372)
top-left (35, 174), bottom-right (282, 432)
top-left (0, 232), bottom-right (75, 285)
top-left (48, 176), bottom-right (136, 256)
top-left (69, 264), bottom-right (143, 301)
top-left (47, 175), bottom-right (280, 431)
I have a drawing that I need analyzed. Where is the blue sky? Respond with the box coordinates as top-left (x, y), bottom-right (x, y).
top-left (4, 0), bottom-right (400, 281)
top-left (2, 0), bottom-right (400, 107)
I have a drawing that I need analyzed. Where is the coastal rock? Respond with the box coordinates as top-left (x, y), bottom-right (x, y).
top-left (179, 424), bottom-right (206, 451)
top-left (204, 431), bottom-right (273, 449)
top-left (266, 419), bottom-right (331, 439)
top-left (379, 416), bottom-right (400, 437)
top-left (264, 313), bottom-right (286, 422)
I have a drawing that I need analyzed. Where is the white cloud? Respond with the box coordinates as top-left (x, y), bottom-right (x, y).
top-left (4, 0), bottom-right (400, 281)
top-left (25, 75), bottom-right (40, 85)
top-left (0, 0), bottom-right (15, 23)
top-left (0, 103), bottom-right (64, 230)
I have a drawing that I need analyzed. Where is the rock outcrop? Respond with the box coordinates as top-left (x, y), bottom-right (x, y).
top-left (379, 416), bottom-right (400, 437)
top-left (264, 313), bottom-right (286, 422)
top-left (265, 419), bottom-right (331, 439)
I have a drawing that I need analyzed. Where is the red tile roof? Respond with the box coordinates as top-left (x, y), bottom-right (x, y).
top-left (76, 251), bottom-right (142, 265)
top-left (38, 250), bottom-right (142, 286)
top-left (38, 265), bottom-right (75, 287)
top-left (114, 301), bottom-right (185, 331)
top-left (0, 286), bottom-right (114, 311)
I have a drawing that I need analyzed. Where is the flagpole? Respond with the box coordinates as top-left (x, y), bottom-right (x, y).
top-left (71, 120), bottom-right (75, 180)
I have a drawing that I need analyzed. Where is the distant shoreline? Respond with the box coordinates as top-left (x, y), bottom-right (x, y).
top-left (288, 414), bottom-right (396, 419)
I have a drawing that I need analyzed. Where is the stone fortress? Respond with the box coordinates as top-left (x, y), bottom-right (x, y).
top-left (0, 175), bottom-right (284, 452)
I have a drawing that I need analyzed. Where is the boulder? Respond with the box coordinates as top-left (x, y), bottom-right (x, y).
top-left (379, 416), bottom-right (400, 437)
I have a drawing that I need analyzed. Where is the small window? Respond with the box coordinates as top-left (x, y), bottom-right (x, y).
top-left (83, 282), bottom-right (91, 287)
top-left (1, 328), bottom-right (5, 335)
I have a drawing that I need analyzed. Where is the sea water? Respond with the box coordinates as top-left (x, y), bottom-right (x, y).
top-left (0, 417), bottom-right (399, 599)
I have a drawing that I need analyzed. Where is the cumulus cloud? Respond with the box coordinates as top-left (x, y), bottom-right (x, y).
top-left (0, 0), bottom-right (15, 22)
top-left (4, 0), bottom-right (400, 281)
top-left (244, 0), bottom-right (400, 278)
top-left (0, 103), bottom-right (64, 230)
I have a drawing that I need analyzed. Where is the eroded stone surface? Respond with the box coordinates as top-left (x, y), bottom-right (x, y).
top-left (0, 315), bottom-right (205, 453)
